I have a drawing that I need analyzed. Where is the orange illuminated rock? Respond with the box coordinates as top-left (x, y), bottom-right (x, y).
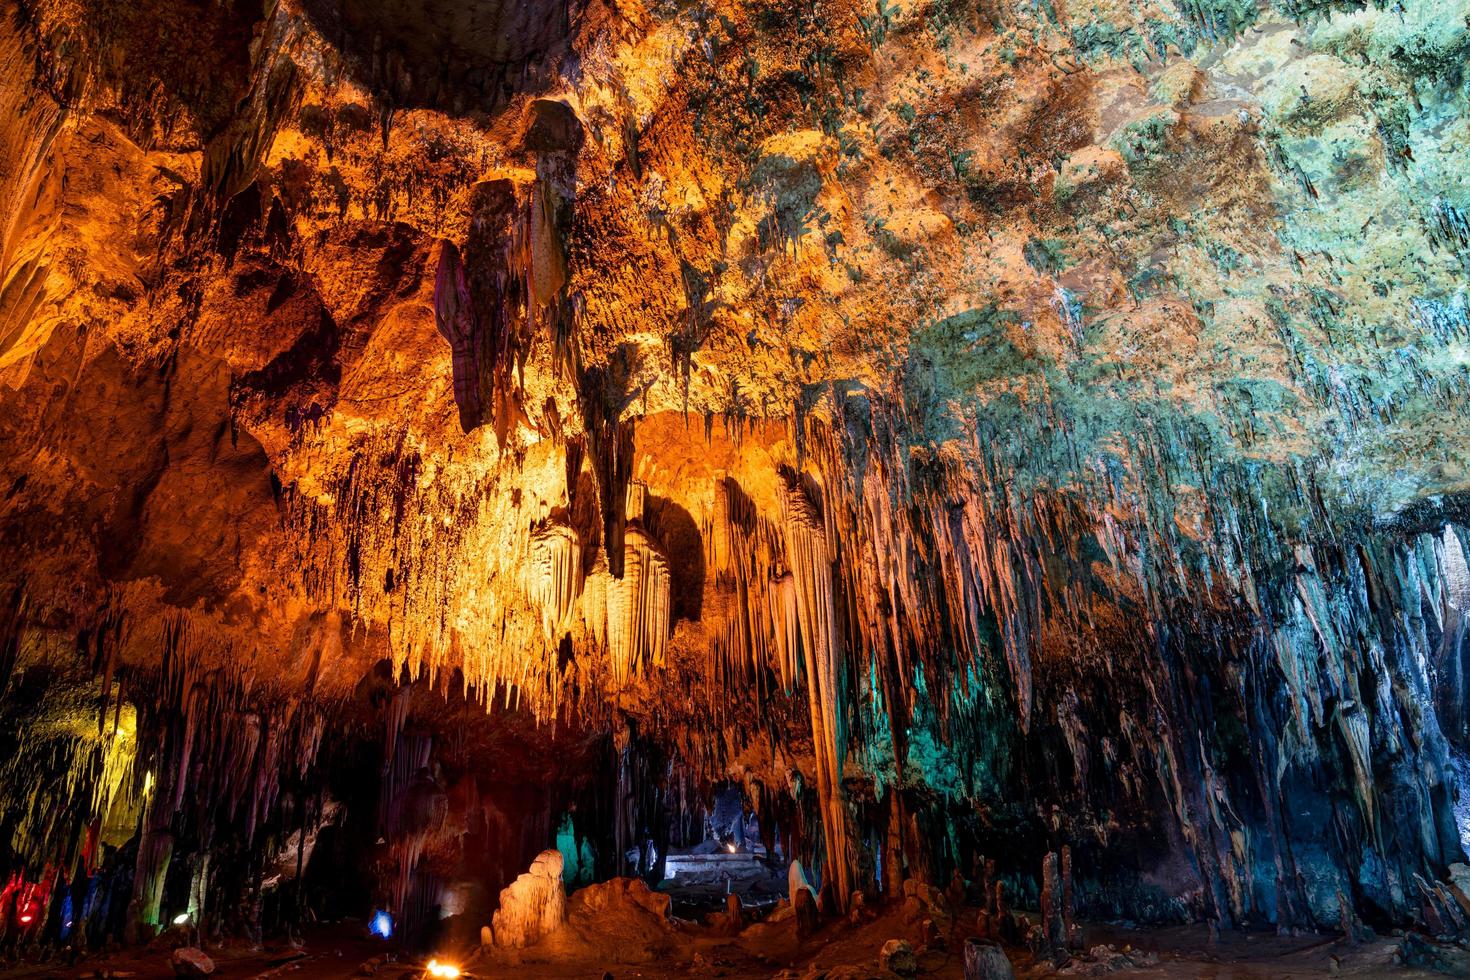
top-left (491, 849), bottom-right (566, 949)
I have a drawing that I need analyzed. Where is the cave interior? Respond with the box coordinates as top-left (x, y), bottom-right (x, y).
top-left (5, 0), bottom-right (1470, 975)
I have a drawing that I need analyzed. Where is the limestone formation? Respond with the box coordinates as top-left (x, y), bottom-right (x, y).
top-left (962, 940), bottom-right (1015, 980)
top-left (170, 947), bottom-right (215, 978)
top-left (528, 522), bottom-right (583, 641)
top-left (491, 849), bottom-right (566, 949)
top-left (565, 876), bottom-right (671, 922)
top-left (878, 938), bottom-right (918, 977)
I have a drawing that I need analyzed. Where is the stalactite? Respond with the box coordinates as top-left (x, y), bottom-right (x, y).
top-left (0, 586), bottom-right (23, 693)
top-left (530, 178), bottom-right (568, 312)
top-left (433, 239), bottom-right (483, 432)
top-left (528, 522), bottom-right (584, 642)
top-left (583, 408), bottom-right (636, 580)
top-left (779, 475), bottom-right (854, 911)
top-left (196, 1), bottom-right (299, 221)
top-left (1435, 527), bottom-right (1470, 750)
top-left (581, 488), bottom-right (671, 687)
top-left (611, 527), bottom-right (672, 683)
top-left (434, 173), bottom-right (567, 445)
top-left (381, 732), bottom-right (438, 920)
top-left (526, 98), bottom-right (581, 378)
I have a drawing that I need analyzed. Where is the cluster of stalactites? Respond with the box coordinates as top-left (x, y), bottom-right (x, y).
top-left (118, 618), bottom-right (332, 932)
top-left (285, 383), bottom-right (1468, 926)
top-left (0, 608), bottom-right (334, 942)
top-left (0, 694), bottom-right (143, 872)
top-left (704, 472), bottom-right (801, 695)
top-left (581, 485), bottom-right (672, 687)
top-left (668, 413), bottom-right (1470, 924)
top-left (425, 478), bottom-right (675, 708)
top-left (431, 164), bottom-right (573, 445)
top-left (527, 522), bottom-right (583, 641)
top-left (691, 435), bottom-right (1032, 744)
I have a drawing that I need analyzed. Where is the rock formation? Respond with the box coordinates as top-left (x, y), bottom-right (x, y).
top-left (490, 849), bottom-right (566, 949)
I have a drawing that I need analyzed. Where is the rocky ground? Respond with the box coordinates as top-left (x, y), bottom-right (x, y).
top-left (0, 908), bottom-right (1457, 980)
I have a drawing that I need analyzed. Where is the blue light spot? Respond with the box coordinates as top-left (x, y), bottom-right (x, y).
top-left (370, 910), bottom-right (393, 939)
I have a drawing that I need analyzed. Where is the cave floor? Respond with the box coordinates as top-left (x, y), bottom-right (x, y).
top-left (480, 913), bottom-right (1434, 979)
top-left (0, 922), bottom-right (383, 980)
top-left (0, 913), bottom-right (1445, 979)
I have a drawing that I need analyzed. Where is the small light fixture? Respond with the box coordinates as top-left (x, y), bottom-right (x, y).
top-left (173, 912), bottom-right (191, 926)
top-left (370, 909), bottom-right (394, 939)
top-left (18, 913), bottom-right (33, 925)
top-left (426, 959), bottom-right (460, 979)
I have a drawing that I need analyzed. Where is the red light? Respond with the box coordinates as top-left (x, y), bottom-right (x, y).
top-left (18, 914), bottom-right (33, 924)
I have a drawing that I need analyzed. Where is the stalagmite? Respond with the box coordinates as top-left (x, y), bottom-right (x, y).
top-left (491, 850), bottom-right (566, 949)
top-left (964, 939), bottom-right (1015, 980)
